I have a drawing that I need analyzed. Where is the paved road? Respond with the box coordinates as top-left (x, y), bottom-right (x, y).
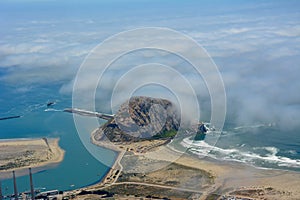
top-left (88, 141), bottom-right (208, 197)
top-left (101, 150), bottom-right (203, 195)
top-left (112, 150), bottom-right (125, 184)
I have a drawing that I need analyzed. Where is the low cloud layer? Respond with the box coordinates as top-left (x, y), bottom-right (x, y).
top-left (1, 0), bottom-right (299, 130)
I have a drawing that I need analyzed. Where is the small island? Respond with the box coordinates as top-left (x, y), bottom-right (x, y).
top-left (92, 96), bottom-right (204, 154)
top-left (0, 138), bottom-right (65, 178)
top-left (60, 96), bottom-right (300, 200)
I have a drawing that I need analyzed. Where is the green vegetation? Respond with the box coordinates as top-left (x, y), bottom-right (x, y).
top-left (105, 184), bottom-right (195, 199)
top-left (0, 158), bottom-right (45, 170)
top-left (205, 193), bottom-right (221, 200)
top-left (152, 129), bottom-right (178, 139)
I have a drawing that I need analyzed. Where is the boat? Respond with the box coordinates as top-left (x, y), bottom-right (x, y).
top-left (46, 101), bottom-right (55, 107)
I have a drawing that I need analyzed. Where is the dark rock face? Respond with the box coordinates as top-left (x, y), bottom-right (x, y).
top-left (98, 96), bottom-right (181, 143)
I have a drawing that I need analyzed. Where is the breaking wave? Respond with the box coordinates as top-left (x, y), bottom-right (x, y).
top-left (181, 137), bottom-right (300, 169)
top-left (233, 123), bottom-right (276, 130)
top-left (24, 103), bottom-right (46, 113)
top-left (44, 108), bottom-right (63, 112)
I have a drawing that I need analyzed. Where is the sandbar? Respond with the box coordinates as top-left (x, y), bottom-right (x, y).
top-left (0, 138), bottom-right (65, 179)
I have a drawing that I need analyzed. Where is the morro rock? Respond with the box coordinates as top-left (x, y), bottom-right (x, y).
top-left (95, 96), bottom-right (180, 143)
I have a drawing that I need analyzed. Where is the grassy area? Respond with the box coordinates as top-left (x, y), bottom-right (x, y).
top-left (118, 162), bottom-right (214, 190)
top-left (152, 129), bottom-right (178, 139)
top-left (104, 184), bottom-right (196, 199)
top-left (205, 193), bottom-right (221, 200)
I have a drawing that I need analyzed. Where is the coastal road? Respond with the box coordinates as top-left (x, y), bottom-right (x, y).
top-left (96, 142), bottom-right (203, 195)
top-left (87, 129), bottom-right (207, 197)
top-left (199, 183), bottom-right (222, 200)
top-left (112, 150), bottom-right (125, 184)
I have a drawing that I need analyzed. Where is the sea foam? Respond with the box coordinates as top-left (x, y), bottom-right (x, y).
top-left (181, 137), bottom-right (300, 169)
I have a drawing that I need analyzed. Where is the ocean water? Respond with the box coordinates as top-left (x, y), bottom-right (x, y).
top-left (1, 84), bottom-right (300, 196)
top-left (0, 85), bottom-right (116, 196)
top-left (180, 124), bottom-right (300, 171)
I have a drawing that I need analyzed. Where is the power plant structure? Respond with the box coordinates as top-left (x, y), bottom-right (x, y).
top-left (12, 171), bottom-right (18, 200)
top-left (2, 168), bottom-right (64, 200)
top-left (29, 168), bottom-right (35, 200)
top-left (0, 180), bottom-right (3, 200)
top-left (3, 169), bottom-right (36, 200)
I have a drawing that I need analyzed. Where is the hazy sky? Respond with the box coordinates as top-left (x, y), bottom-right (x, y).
top-left (0, 0), bottom-right (299, 130)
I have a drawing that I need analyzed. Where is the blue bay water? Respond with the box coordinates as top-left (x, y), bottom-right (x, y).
top-left (1, 84), bottom-right (300, 196)
top-left (0, 86), bottom-right (116, 196)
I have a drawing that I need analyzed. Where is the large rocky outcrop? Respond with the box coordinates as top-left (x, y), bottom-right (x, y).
top-left (96, 96), bottom-right (181, 143)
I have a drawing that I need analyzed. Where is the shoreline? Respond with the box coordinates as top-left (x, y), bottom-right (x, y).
top-left (0, 138), bottom-right (65, 179)
top-left (86, 127), bottom-right (300, 199)
top-left (90, 128), bottom-right (122, 153)
top-left (168, 140), bottom-right (299, 174)
top-left (89, 128), bottom-right (124, 186)
top-left (143, 144), bottom-right (300, 199)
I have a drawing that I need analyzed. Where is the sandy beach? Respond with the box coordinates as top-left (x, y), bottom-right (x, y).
top-left (85, 127), bottom-right (300, 199)
top-left (0, 138), bottom-right (65, 179)
top-left (142, 145), bottom-right (300, 199)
